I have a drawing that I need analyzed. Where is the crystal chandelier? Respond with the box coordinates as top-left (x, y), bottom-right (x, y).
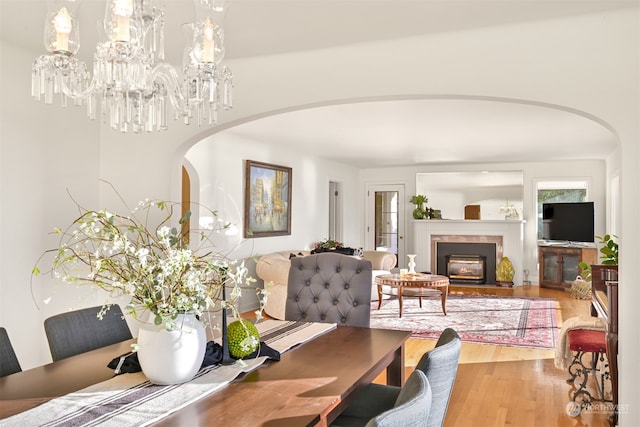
top-left (31, 0), bottom-right (233, 133)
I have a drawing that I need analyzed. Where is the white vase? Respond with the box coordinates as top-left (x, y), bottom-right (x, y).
top-left (407, 254), bottom-right (417, 274)
top-left (137, 313), bottom-right (207, 385)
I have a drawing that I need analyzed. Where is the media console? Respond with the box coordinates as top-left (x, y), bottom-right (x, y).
top-left (537, 242), bottom-right (597, 290)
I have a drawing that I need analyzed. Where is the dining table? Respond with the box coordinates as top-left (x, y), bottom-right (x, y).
top-left (0, 322), bottom-right (410, 426)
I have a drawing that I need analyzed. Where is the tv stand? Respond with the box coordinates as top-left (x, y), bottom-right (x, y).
top-left (538, 243), bottom-right (597, 290)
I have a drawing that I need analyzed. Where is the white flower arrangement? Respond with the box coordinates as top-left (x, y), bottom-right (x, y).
top-left (33, 188), bottom-right (266, 330)
top-left (499, 204), bottom-right (519, 219)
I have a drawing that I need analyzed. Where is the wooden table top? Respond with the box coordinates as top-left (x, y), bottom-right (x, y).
top-left (376, 273), bottom-right (450, 287)
top-left (0, 326), bottom-right (410, 426)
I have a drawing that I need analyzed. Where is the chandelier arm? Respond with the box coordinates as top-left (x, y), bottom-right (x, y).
top-left (58, 68), bottom-right (98, 101)
top-left (152, 62), bottom-right (189, 117)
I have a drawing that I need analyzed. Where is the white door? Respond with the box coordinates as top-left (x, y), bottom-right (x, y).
top-left (366, 184), bottom-right (405, 267)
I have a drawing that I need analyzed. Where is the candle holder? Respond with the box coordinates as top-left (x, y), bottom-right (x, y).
top-left (407, 254), bottom-right (417, 274)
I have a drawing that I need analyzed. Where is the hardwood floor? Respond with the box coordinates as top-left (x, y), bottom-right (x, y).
top-left (248, 285), bottom-right (612, 426)
top-left (384, 285), bottom-right (613, 427)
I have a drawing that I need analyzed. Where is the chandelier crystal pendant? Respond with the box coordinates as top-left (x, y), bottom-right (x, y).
top-left (31, 0), bottom-right (233, 133)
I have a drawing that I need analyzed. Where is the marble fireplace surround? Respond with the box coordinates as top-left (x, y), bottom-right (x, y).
top-left (412, 220), bottom-right (525, 285)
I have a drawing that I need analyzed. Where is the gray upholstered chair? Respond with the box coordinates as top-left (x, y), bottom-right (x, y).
top-left (415, 327), bottom-right (461, 427)
top-left (285, 253), bottom-right (372, 327)
top-left (332, 369), bottom-right (432, 427)
top-left (44, 304), bottom-right (133, 361)
top-left (332, 328), bottom-right (461, 427)
top-left (0, 327), bottom-right (22, 377)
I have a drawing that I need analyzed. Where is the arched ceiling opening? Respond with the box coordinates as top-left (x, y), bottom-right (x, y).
top-left (193, 97), bottom-right (618, 168)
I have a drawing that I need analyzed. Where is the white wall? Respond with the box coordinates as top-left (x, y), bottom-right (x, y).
top-left (0, 44), bottom-right (106, 368)
top-left (185, 132), bottom-right (361, 312)
top-left (186, 132), bottom-right (362, 257)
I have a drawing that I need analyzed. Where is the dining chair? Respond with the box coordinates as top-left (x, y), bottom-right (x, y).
top-left (44, 304), bottom-right (133, 361)
top-left (414, 327), bottom-right (461, 427)
top-left (331, 369), bottom-right (432, 427)
top-left (332, 328), bottom-right (461, 427)
top-left (0, 327), bottom-right (22, 377)
top-left (285, 252), bottom-right (372, 327)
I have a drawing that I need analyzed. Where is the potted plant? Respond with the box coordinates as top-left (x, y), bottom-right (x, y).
top-left (589, 234), bottom-right (619, 292)
top-left (32, 187), bottom-right (266, 384)
top-left (313, 238), bottom-right (344, 252)
top-left (409, 195), bottom-right (428, 219)
top-left (572, 262), bottom-right (593, 300)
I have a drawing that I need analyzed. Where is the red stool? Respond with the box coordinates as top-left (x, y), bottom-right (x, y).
top-left (566, 329), bottom-right (612, 407)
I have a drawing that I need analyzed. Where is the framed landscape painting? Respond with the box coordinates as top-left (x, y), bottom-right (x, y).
top-left (244, 160), bottom-right (292, 238)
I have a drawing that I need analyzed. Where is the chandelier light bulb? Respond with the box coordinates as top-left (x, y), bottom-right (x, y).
top-left (202, 17), bottom-right (216, 63)
top-left (53, 7), bottom-right (72, 52)
top-left (43, 0), bottom-right (80, 55)
top-left (113, 0), bottom-right (134, 42)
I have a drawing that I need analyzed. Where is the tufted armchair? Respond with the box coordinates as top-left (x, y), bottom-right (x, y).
top-left (285, 253), bottom-right (372, 327)
top-left (257, 250), bottom-right (395, 319)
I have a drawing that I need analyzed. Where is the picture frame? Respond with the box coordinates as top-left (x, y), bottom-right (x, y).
top-left (244, 160), bottom-right (292, 238)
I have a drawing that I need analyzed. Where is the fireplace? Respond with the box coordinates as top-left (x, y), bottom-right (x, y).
top-left (436, 241), bottom-right (497, 284)
top-left (446, 254), bottom-right (487, 284)
top-left (414, 220), bottom-right (522, 285)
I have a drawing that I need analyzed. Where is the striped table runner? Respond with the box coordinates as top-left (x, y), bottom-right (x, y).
top-left (1, 321), bottom-right (336, 427)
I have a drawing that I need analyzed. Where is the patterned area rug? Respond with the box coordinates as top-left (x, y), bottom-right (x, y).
top-left (370, 294), bottom-right (559, 349)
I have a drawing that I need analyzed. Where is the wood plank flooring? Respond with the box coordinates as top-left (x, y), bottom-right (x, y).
top-left (248, 285), bottom-right (612, 426)
top-left (385, 285), bottom-right (612, 427)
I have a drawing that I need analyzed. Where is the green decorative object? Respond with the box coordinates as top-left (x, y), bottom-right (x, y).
top-left (409, 194), bottom-right (428, 219)
top-left (496, 256), bottom-right (515, 285)
top-left (227, 319), bottom-right (260, 358)
top-left (412, 207), bottom-right (427, 219)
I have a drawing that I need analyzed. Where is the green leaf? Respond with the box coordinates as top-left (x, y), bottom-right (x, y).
top-left (154, 314), bottom-right (163, 325)
top-left (32, 266), bottom-right (41, 276)
top-left (179, 211), bottom-right (192, 225)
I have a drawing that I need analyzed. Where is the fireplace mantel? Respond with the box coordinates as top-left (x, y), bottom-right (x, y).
top-left (412, 219), bottom-right (525, 285)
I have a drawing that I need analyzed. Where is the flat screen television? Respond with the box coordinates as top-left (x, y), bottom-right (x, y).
top-left (542, 202), bottom-right (595, 243)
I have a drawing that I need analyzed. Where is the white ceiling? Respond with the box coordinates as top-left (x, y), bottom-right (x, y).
top-left (1, 0), bottom-right (628, 167)
top-left (224, 97), bottom-right (617, 168)
top-left (2, 1), bottom-right (633, 61)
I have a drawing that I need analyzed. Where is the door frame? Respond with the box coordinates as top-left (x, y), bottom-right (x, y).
top-left (329, 180), bottom-right (344, 242)
top-left (365, 183), bottom-right (406, 265)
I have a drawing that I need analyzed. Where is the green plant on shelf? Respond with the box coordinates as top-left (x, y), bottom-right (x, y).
top-left (409, 194), bottom-right (428, 219)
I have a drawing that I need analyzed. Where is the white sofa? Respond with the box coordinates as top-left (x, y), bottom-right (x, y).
top-left (256, 250), bottom-right (397, 320)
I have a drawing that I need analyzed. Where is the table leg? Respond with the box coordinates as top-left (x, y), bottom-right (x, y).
top-left (377, 284), bottom-right (383, 310)
top-left (440, 285), bottom-right (448, 315)
top-left (398, 287), bottom-right (404, 318)
top-left (386, 344), bottom-right (406, 387)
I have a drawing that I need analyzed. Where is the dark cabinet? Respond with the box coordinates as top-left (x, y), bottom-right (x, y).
top-left (538, 245), bottom-right (597, 290)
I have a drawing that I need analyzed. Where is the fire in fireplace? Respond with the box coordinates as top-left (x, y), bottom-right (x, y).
top-left (446, 254), bottom-right (487, 284)
top-left (436, 241), bottom-right (497, 284)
